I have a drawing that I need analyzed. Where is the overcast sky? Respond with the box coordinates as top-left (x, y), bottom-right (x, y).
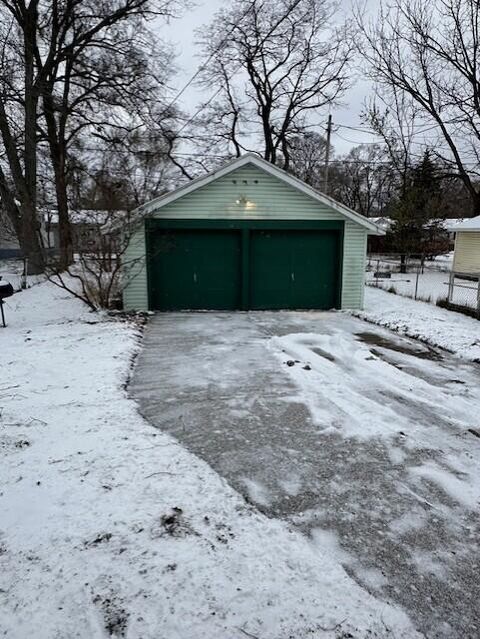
top-left (159, 0), bottom-right (381, 156)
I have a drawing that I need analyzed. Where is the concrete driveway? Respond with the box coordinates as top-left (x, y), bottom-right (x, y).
top-left (130, 311), bottom-right (480, 639)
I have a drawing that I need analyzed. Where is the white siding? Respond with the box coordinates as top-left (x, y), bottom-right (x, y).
top-left (453, 231), bottom-right (480, 274)
top-left (123, 225), bottom-right (148, 311)
top-left (150, 166), bottom-right (348, 220)
top-left (342, 222), bottom-right (367, 309)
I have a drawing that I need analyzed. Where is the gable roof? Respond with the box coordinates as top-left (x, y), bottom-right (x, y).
top-left (448, 215), bottom-right (480, 232)
top-left (138, 154), bottom-right (384, 235)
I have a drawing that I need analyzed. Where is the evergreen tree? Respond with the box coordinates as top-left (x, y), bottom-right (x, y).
top-left (387, 151), bottom-right (448, 269)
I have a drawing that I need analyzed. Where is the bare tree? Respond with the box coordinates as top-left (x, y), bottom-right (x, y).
top-left (195, 0), bottom-right (354, 168)
top-left (46, 210), bottom-right (146, 311)
top-left (363, 88), bottom-right (424, 197)
top-left (42, 117), bottom-right (181, 310)
top-left (0, 0), bottom-right (184, 273)
top-left (287, 131), bottom-right (396, 217)
top-left (330, 144), bottom-right (396, 217)
top-left (288, 132), bottom-right (330, 190)
top-left (0, 2), bottom-right (48, 273)
top-left (357, 0), bottom-right (480, 214)
top-left (38, 0), bottom-right (182, 269)
top-left (72, 123), bottom-right (178, 212)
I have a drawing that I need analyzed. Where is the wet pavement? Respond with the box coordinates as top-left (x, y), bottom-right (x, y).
top-left (129, 311), bottom-right (480, 639)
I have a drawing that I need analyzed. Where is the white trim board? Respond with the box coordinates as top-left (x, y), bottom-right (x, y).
top-left (137, 154), bottom-right (385, 235)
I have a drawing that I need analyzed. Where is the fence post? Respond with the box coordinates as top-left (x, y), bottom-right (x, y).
top-left (477, 274), bottom-right (480, 318)
top-left (414, 257), bottom-right (421, 300)
top-left (448, 271), bottom-right (454, 304)
top-left (376, 259), bottom-right (380, 287)
top-left (21, 257), bottom-right (28, 290)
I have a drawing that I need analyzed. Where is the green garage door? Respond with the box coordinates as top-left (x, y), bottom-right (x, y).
top-left (249, 230), bottom-right (340, 310)
top-left (149, 230), bottom-right (242, 310)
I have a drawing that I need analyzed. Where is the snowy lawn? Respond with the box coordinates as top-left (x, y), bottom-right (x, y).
top-left (0, 280), bottom-right (421, 639)
top-left (366, 270), bottom-right (449, 303)
top-left (366, 272), bottom-right (478, 308)
top-left (365, 253), bottom-right (479, 309)
top-left (352, 286), bottom-right (480, 363)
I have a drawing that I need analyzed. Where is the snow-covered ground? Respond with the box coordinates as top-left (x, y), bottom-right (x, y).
top-left (366, 269), bottom-right (450, 303)
top-left (352, 286), bottom-right (480, 363)
top-left (366, 271), bottom-right (478, 308)
top-left (365, 253), bottom-right (479, 309)
top-left (0, 279), bottom-right (422, 638)
top-left (0, 259), bottom-right (44, 291)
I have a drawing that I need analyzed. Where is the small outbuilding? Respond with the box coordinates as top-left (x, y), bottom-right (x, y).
top-left (450, 216), bottom-right (480, 276)
top-left (123, 154), bottom-right (383, 312)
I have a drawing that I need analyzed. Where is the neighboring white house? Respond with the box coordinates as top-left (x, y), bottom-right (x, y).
top-left (449, 216), bottom-right (480, 276)
top-left (446, 216), bottom-right (480, 313)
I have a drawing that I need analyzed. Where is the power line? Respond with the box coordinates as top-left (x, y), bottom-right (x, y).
top-left (336, 122), bottom-right (443, 135)
top-left (77, 145), bottom-right (480, 167)
top-left (333, 131), bottom-right (381, 145)
top-left (175, 86), bottom-right (225, 135)
top-left (332, 129), bottom-right (450, 150)
top-left (248, 121), bottom-right (441, 146)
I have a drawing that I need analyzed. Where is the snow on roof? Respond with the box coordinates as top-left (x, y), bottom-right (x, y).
top-left (369, 217), bottom-right (393, 230)
top-left (369, 217), bottom-right (467, 232)
top-left (447, 215), bottom-right (480, 232)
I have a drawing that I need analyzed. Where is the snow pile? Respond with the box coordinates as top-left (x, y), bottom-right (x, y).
top-left (0, 280), bottom-right (420, 638)
top-left (352, 286), bottom-right (480, 363)
top-left (269, 326), bottom-right (480, 445)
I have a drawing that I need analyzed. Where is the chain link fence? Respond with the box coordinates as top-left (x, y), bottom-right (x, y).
top-left (446, 272), bottom-right (480, 316)
top-left (366, 253), bottom-right (480, 318)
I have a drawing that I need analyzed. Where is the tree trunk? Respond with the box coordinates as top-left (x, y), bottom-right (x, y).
top-left (51, 152), bottom-right (74, 269)
top-left (473, 191), bottom-right (480, 217)
top-left (0, 166), bottom-right (44, 274)
top-left (20, 201), bottom-right (45, 274)
top-left (0, 167), bottom-right (21, 240)
top-left (57, 192), bottom-right (74, 269)
top-left (43, 88), bottom-right (74, 270)
top-left (21, 3), bottom-right (45, 275)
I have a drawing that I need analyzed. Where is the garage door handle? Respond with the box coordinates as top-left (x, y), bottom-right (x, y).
top-left (193, 272), bottom-right (197, 283)
top-left (291, 272), bottom-right (295, 282)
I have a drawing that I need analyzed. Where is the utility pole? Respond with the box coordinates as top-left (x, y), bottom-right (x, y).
top-left (324, 114), bottom-right (333, 194)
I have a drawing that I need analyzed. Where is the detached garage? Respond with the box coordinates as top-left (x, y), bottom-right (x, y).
top-left (123, 154), bottom-right (382, 312)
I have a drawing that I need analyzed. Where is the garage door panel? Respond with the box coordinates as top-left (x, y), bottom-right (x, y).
top-left (249, 231), bottom-right (291, 309)
top-left (150, 230), bottom-right (242, 310)
top-left (249, 230), bottom-right (340, 310)
top-left (149, 227), bottom-right (341, 311)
